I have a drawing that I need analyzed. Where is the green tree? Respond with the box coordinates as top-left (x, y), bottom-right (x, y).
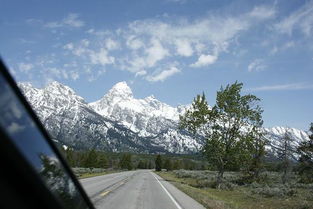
top-left (83, 149), bottom-right (98, 168)
top-left (148, 160), bottom-right (154, 169)
top-left (180, 82), bottom-right (263, 188)
top-left (173, 160), bottom-right (182, 170)
top-left (96, 152), bottom-right (108, 168)
top-left (183, 159), bottom-right (196, 170)
top-left (137, 160), bottom-right (146, 169)
top-left (297, 123), bottom-right (313, 183)
top-left (243, 118), bottom-right (268, 180)
top-left (155, 154), bottom-right (162, 171)
top-left (39, 154), bottom-right (74, 207)
top-left (119, 153), bottom-right (133, 170)
top-left (164, 159), bottom-right (173, 171)
top-left (65, 148), bottom-right (75, 167)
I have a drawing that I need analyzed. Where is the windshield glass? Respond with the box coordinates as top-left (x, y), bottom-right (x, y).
top-left (0, 71), bottom-right (90, 209)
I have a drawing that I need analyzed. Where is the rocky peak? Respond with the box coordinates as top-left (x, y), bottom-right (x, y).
top-left (106, 81), bottom-right (133, 99)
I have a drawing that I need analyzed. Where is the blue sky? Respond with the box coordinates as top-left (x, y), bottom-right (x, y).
top-left (0, 0), bottom-right (312, 130)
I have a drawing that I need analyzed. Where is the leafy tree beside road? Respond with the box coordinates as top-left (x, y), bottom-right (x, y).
top-left (180, 82), bottom-right (265, 188)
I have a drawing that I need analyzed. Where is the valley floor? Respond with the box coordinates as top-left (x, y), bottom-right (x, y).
top-left (156, 170), bottom-right (313, 209)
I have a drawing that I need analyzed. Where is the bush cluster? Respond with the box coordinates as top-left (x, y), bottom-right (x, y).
top-left (172, 170), bottom-right (313, 197)
top-left (251, 185), bottom-right (297, 197)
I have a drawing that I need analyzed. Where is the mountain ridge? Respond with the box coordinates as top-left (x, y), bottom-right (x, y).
top-left (18, 81), bottom-right (310, 156)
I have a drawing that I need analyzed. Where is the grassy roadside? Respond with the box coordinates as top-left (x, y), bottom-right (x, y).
top-left (155, 171), bottom-right (313, 209)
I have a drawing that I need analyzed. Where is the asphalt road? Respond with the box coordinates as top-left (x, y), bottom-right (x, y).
top-left (80, 170), bottom-right (205, 209)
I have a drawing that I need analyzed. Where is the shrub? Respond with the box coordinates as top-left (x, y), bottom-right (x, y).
top-left (251, 185), bottom-right (297, 197)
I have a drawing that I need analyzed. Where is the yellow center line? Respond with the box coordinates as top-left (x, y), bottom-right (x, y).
top-left (100, 191), bottom-right (110, 196)
top-left (99, 179), bottom-right (128, 198)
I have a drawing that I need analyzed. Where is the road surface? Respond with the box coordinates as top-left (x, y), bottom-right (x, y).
top-left (80, 170), bottom-right (205, 209)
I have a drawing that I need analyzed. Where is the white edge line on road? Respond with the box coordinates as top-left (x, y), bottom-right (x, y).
top-left (152, 173), bottom-right (183, 209)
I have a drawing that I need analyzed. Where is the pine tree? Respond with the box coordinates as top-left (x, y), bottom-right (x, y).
top-left (137, 160), bottom-right (145, 169)
top-left (180, 82), bottom-right (263, 188)
top-left (119, 153), bottom-right (133, 170)
top-left (155, 154), bottom-right (162, 171)
top-left (297, 123), bottom-right (313, 183)
top-left (164, 159), bottom-right (173, 171)
top-left (96, 152), bottom-right (108, 168)
top-left (65, 148), bottom-right (75, 167)
top-left (83, 149), bottom-right (98, 168)
top-left (277, 128), bottom-right (294, 184)
top-left (148, 160), bottom-right (154, 169)
top-left (173, 160), bottom-right (182, 170)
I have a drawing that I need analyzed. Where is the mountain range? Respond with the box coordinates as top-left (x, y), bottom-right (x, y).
top-left (18, 81), bottom-right (310, 156)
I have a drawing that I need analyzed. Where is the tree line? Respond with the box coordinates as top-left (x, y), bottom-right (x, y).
top-left (61, 149), bottom-right (207, 171)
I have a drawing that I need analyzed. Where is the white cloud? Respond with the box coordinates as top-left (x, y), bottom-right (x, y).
top-left (275, 1), bottom-right (313, 36)
top-left (45, 13), bottom-right (84, 28)
top-left (126, 36), bottom-right (144, 50)
top-left (248, 59), bottom-right (266, 72)
top-left (190, 54), bottom-right (217, 68)
top-left (90, 48), bottom-right (115, 66)
top-left (69, 71), bottom-right (79, 80)
top-left (119, 5), bottom-right (275, 74)
top-left (27, 5), bottom-right (278, 82)
top-left (175, 39), bottom-right (193, 56)
top-left (64, 40), bottom-right (89, 57)
top-left (44, 67), bottom-right (80, 81)
top-left (48, 67), bottom-right (65, 79)
top-left (8, 122), bottom-right (25, 134)
top-left (63, 43), bottom-right (74, 50)
top-left (105, 38), bottom-right (119, 50)
top-left (63, 13), bottom-right (84, 27)
top-left (18, 62), bottom-right (34, 72)
top-left (145, 39), bottom-right (169, 67)
top-left (135, 70), bottom-right (147, 77)
top-left (248, 5), bottom-right (276, 19)
top-left (270, 41), bottom-right (295, 55)
top-left (146, 66), bottom-right (180, 82)
top-left (127, 17), bottom-right (248, 52)
top-left (86, 68), bottom-right (106, 82)
top-left (270, 46), bottom-right (278, 55)
top-left (247, 83), bottom-right (313, 91)
top-left (81, 39), bottom-right (90, 47)
top-left (26, 18), bottom-right (43, 25)
top-left (73, 47), bottom-right (87, 56)
top-left (11, 102), bottom-right (22, 119)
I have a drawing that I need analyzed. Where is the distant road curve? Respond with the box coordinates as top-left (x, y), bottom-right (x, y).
top-left (80, 170), bottom-right (205, 209)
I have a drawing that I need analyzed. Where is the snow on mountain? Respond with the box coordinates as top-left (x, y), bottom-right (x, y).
top-left (18, 80), bottom-right (310, 157)
top-left (18, 81), bottom-right (200, 153)
top-left (18, 81), bottom-right (86, 121)
top-left (265, 127), bottom-right (310, 159)
top-left (89, 81), bottom-right (184, 137)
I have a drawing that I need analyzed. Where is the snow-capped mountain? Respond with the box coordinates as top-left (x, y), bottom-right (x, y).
top-left (18, 81), bottom-right (202, 153)
top-left (18, 81), bottom-right (310, 156)
top-left (265, 126), bottom-right (310, 159)
top-left (89, 81), bottom-right (187, 137)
